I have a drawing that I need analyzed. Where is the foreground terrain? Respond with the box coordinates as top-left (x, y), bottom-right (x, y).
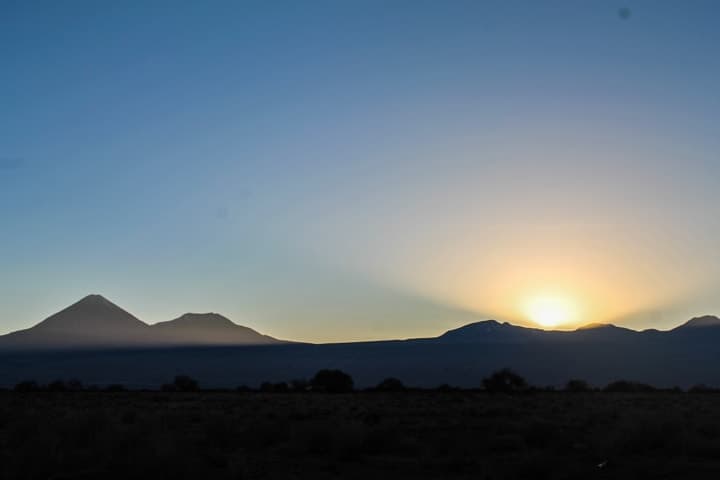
top-left (1, 392), bottom-right (720, 479)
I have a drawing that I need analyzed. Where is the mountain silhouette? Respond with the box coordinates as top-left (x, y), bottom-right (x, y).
top-left (426, 320), bottom-right (639, 344)
top-left (432, 320), bottom-right (550, 343)
top-left (4, 295), bottom-right (720, 388)
top-left (672, 315), bottom-right (720, 330)
top-left (0, 295), bottom-right (282, 349)
top-left (0, 294), bottom-right (147, 348)
top-left (150, 313), bottom-right (281, 345)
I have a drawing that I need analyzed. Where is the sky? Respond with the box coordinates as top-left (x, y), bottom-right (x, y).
top-left (2, 0), bottom-right (720, 342)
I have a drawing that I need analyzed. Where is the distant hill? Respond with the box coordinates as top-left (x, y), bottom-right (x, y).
top-left (428, 320), bottom-right (551, 343)
top-left (672, 315), bottom-right (720, 330)
top-left (0, 295), bottom-right (284, 349)
top-left (150, 313), bottom-right (281, 345)
top-left (417, 319), bottom-right (640, 344)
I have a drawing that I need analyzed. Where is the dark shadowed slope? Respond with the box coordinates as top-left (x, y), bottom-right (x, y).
top-left (149, 313), bottom-right (284, 345)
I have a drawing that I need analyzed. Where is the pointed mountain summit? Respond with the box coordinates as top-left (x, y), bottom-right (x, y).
top-left (34, 294), bottom-right (147, 332)
top-left (0, 294), bottom-right (148, 348)
top-left (150, 313), bottom-right (282, 345)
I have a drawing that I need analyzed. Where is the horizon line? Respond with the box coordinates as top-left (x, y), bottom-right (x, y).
top-left (1, 294), bottom-right (719, 344)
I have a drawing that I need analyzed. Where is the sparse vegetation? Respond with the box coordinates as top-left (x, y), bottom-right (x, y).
top-left (603, 380), bottom-right (656, 393)
top-left (566, 378), bottom-right (592, 392)
top-left (310, 369), bottom-right (354, 393)
top-left (1, 388), bottom-right (720, 478)
top-left (482, 368), bottom-right (528, 393)
top-left (260, 381), bottom-right (290, 393)
top-left (161, 375), bottom-right (200, 392)
top-left (374, 377), bottom-right (406, 392)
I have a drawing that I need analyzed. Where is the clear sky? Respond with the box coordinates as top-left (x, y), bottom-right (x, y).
top-left (2, 1), bottom-right (720, 342)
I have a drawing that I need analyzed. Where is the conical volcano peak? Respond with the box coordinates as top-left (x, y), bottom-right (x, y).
top-left (37, 294), bottom-right (147, 332)
top-left (74, 294), bottom-right (115, 307)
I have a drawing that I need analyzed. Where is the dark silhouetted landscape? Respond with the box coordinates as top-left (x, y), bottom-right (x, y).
top-left (4, 295), bottom-right (720, 478)
top-left (2, 295), bottom-right (720, 390)
top-left (5, 1), bottom-right (720, 478)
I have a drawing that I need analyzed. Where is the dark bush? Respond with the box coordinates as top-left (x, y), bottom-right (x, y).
top-left (162, 375), bottom-right (199, 392)
top-left (105, 384), bottom-right (127, 392)
top-left (565, 379), bottom-right (591, 393)
top-left (482, 369), bottom-right (528, 394)
top-left (46, 379), bottom-right (84, 392)
top-left (436, 383), bottom-right (460, 392)
top-left (290, 379), bottom-right (309, 392)
top-left (260, 382), bottom-right (289, 393)
top-left (13, 380), bottom-right (40, 392)
top-left (311, 369), bottom-right (354, 393)
top-left (375, 377), bottom-right (406, 392)
top-left (47, 380), bottom-right (68, 392)
top-left (689, 384), bottom-right (718, 393)
top-left (603, 380), bottom-right (656, 393)
top-left (66, 379), bottom-right (83, 391)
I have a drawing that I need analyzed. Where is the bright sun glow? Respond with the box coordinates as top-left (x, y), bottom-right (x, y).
top-left (523, 295), bottom-right (577, 328)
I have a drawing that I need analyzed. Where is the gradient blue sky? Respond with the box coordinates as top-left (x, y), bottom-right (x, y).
top-left (2, 1), bottom-right (720, 341)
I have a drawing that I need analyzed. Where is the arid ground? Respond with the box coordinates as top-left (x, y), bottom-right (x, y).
top-left (1, 391), bottom-right (719, 479)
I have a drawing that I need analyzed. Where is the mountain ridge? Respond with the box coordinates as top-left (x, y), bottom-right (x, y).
top-left (0, 295), bottom-right (284, 349)
top-left (2, 295), bottom-right (720, 350)
top-left (3, 295), bottom-right (720, 388)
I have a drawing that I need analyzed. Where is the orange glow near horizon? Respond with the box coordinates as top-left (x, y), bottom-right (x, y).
top-left (522, 294), bottom-right (579, 329)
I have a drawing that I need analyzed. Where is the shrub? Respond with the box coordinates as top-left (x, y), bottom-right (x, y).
top-left (482, 369), bottom-right (528, 394)
top-left (260, 382), bottom-right (289, 393)
top-left (47, 380), bottom-right (68, 392)
top-left (311, 369), bottom-right (354, 393)
top-left (689, 384), bottom-right (718, 393)
top-left (290, 379), bottom-right (310, 392)
top-left (374, 377), bottom-right (406, 392)
top-left (565, 379), bottom-right (591, 393)
top-left (46, 379), bottom-right (84, 392)
top-left (66, 379), bottom-right (83, 391)
top-left (436, 383), bottom-right (460, 392)
top-left (105, 384), bottom-right (127, 392)
top-left (162, 375), bottom-right (199, 392)
top-left (603, 380), bottom-right (656, 393)
top-left (13, 380), bottom-right (40, 393)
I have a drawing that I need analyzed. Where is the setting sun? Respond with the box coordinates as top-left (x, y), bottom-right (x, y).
top-left (523, 295), bottom-right (578, 328)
